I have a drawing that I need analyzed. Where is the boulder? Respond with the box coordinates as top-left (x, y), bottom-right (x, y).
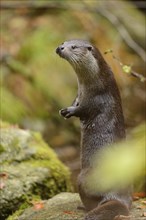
top-left (9, 193), bottom-right (146, 220)
top-left (0, 121), bottom-right (72, 219)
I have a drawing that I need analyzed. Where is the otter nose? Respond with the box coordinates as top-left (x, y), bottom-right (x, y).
top-left (56, 46), bottom-right (64, 54)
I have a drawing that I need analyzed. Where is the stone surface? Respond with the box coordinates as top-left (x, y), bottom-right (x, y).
top-left (8, 193), bottom-right (146, 220)
top-left (17, 193), bottom-right (83, 220)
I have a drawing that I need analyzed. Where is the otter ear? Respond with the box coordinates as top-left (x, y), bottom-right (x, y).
top-left (87, 46), bottom-right (92, 51)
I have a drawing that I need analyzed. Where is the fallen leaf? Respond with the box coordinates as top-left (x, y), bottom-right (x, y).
top-left (142, 201), bottom-right (146, 205)
top-left (137, 205), bottom-right (145, 210)
top-left (133, 196), bottom-right (139, 201)
top-left (0, 182), bottom-right (5, 189)
top-left (142, 212), bottom-right (146, 217)
top-left (133, 192), bottom-right (146, 198)
top-left (33, 202), bottom-right (44, 210)
top-left (63, 210), bottom-right (75, 215)
top-left (0, 172), bottom-right (8, 179)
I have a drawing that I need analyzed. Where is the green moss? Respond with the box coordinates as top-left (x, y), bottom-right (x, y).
top-left (31, 132), bottom-right (57, 160)
top-left (0, 127), bottom-right (59, 164)
top-left (0, 144), bottom-right (5, 154)
top-left (6, 202), bottom-right (29, 220)
top-left (6, 194), bottom-right (42, 220)
top-left (23, 159), bottom-right (72, 195)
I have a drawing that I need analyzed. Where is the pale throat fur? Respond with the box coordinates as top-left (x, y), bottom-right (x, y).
top-left (56, 40), bottom-right (100, 85)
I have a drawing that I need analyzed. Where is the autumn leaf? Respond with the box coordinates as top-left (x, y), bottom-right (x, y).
top-left (0, 172), bottom-right (8, 179)
top-left (0, 182), bottom-right (5, 190)
top-left (133, 192), bottom-right (146, 198)
top-left (63, 210), bottom-right (75, 215)
top-left (33, 202), bottom-right (44, 210)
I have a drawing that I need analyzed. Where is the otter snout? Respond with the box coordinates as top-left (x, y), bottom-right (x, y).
top-left (56, 46), bottom-right (64, 56)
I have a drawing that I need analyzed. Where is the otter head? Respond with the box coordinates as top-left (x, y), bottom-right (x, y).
top-left (56, 39), bottom-right (99, 75)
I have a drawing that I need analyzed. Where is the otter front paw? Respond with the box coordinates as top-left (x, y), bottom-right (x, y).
top-left (59, 107), bottom-right (77, 118)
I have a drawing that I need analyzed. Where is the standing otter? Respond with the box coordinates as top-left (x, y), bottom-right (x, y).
top-left (56, 40), bottom-right (132, 220)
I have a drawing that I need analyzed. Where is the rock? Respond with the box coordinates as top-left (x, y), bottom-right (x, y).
top-left (8, 193), bottom-right (146, 220)
top-left (15, 193), bottom-right (84, 220)
top-left (0, 121), bottom-right (72, 220)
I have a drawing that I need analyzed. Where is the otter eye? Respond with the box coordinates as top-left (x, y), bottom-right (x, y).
top-left (87, 46), bottom-right (92, 51)
top-left (71, 45), bottom-right (77, 49)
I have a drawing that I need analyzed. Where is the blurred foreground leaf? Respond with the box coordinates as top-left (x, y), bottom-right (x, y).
top-left (86, 123), bottom-right (146, 193)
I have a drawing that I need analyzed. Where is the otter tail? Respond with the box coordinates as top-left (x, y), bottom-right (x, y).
top-left (84, 200), bottom-right (129, 220)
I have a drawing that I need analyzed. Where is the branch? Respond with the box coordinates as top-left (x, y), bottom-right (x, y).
top-left (104, 50), bottom-right (146, 82)
top-left (95, 6), bottom-right (146, 62)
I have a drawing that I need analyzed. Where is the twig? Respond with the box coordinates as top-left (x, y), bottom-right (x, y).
top-left (95, 6), bottom-right (146, 62)
top-left (104, 50), bottom-right (146, 82)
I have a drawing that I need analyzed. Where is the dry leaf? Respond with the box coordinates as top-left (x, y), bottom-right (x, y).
top-left (133, 192), bottom-right (146, 198)
top-left (142, 201), bottom-right (146, 205)
top-left (63, 210), bottom-right (75, 215)
top-left (0, 182), bottom-right (5, 190)
top-left (33, 202), bottom-right (44, 210)
top-left (0, 172), bottom-right (8, 179)
top-left (144, 212), bottom-right (146, 217)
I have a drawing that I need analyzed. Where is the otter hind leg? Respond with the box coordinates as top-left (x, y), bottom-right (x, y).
top-left (84, 200), bottom-right (129, 220)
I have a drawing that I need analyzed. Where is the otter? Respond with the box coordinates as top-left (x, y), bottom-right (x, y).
top-left (56, 40), bottom-right (132, 220)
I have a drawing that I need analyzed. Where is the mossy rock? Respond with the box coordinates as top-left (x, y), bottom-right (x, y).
top-left (0, 121), bottom-right (72, 219)
top-left (8, 193), bottom-right (84, 220)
